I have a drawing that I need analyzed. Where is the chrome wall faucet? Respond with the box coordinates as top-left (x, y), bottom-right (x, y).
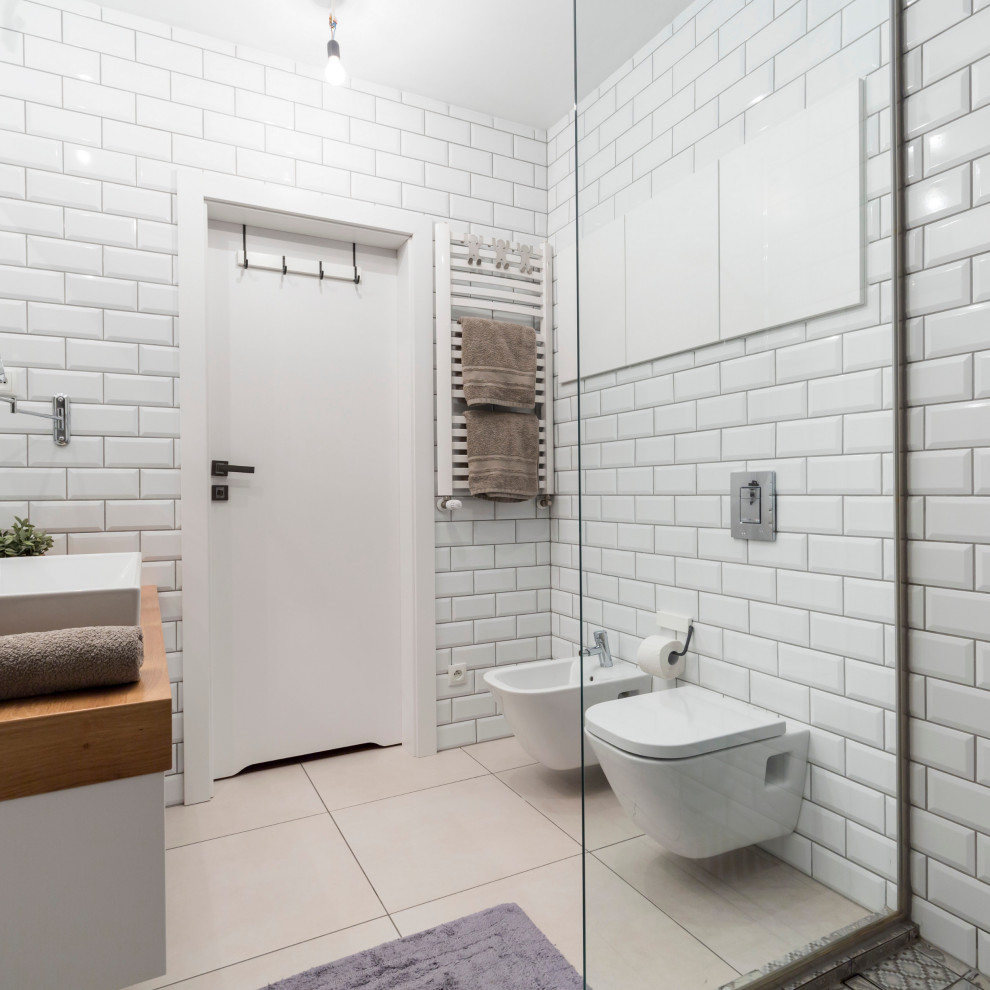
top-left (581, 629), bottom-right (614, 668)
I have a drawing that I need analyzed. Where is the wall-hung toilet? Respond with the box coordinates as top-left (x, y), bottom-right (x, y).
top-left (585, 685), bottom-right (809, 858)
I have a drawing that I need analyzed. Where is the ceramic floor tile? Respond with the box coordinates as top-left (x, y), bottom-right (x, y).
top-left (165, 764), bottom-right (326, 849)
top-left (462, 735), bottom-right (537, 773)
top-left (595, 835), bottom-right (798, 975)
top-left (134, 918), bottom-right (398, 990)
top-left (496, 763), bottom-right (643, 850)
top-left (331, 775), bottom-right (580, 912)
top-left (689, 845), bottom-right (867, 946)
top-left (917, 940), bottom-right (977, 977)
top-left (389, 857), bottom-right (585, 971)
top-left (391, 854), bottom-right (739, 990)
top-left (596, 836), bottom-right (868, 977)
top-left (860, 944), bottom-right (962, 990)
top-left (302, 744), bottom-right (486, 810)
top-left (134, 815), bottom-right (385, 988)
top-left (584, 854), bottom-right (740, 990)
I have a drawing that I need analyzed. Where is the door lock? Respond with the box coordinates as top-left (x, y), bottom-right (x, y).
top-left (211, 484), bottom-right (229, 502)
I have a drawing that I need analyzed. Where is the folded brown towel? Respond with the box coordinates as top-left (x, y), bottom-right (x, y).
top-left (460, 317), bottom-right (537, 408)
top-left (465, 409), bottom-right (539, 502)
top-left (0, 625), bottom-right (144, 702)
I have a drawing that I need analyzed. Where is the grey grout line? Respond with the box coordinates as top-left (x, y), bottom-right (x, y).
top-left (384, 852), bottom-right (584, 923)
top-left (300, 761), bottom-right (391, 920)
top-left (475, 758), bottom-right (750, 979)
top-left (164, 809), bottom-right (329, 851)
top-left (313, 771), bottom-right (491, 812)
top-left (142, 915), bottom-right (397, 990)
top-left (589, 844), bottom-right (745, 980)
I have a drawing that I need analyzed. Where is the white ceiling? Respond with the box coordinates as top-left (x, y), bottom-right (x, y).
top-left (97, 0), bottom-right (693, 129)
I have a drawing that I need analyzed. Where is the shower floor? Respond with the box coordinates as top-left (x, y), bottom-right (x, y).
top-left (126, 737), bottom-right (868, 990)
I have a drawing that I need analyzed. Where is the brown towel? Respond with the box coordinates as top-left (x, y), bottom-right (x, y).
top-left (465, 409), bottom-right (539, 502)
top-left (460, 317), bottom-right (537, 408)
top-left (0, 625), bottom-right (144, 702)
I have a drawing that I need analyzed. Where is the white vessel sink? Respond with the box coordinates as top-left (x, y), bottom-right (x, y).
top-left (0, 552), bottom-right (143, 637)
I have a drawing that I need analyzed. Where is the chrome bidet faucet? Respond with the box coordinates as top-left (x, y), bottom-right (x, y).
top-left (581, 629), bottom-right (613, 668)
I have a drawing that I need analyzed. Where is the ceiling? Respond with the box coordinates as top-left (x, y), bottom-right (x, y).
top-left (97, 0), bottom-right (692, 128)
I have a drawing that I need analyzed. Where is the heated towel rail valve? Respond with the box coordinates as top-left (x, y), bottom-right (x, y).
top-left (211, 459), bottom-right (255, 501)
top-left (0, 393), bottom-right (70, 446)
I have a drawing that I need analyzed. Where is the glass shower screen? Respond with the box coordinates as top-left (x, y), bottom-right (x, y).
top-left (563, 1), bottom-right (905, 987)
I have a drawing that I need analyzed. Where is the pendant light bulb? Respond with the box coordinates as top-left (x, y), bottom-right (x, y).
top-left (325, 15), bottom-right (345, 85)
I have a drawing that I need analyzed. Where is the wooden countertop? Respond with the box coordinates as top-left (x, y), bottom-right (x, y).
top-left (0, 586), bottom-right (173, 802)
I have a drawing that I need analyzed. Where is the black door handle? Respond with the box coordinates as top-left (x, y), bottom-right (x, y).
top-left (211, 460), bottom-right (255, 477)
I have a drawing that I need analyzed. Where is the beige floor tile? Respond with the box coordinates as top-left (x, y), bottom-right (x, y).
top-left (302, 744), bottom-right (486, 810)
top-left (391, 857), bottom-right (585, 970)
top-left (583, 855), bottom-right (739, 990)
top-left (134, 918), bottom-right (398, 990)
top-left (165, 764), bottom-right (326, 849)
top-left (595, 835), bottom-right (794, 975)
top-left (462, 735), bottom-right (537, 773)
top-left (597, 836), bottom-right (868, 976)
top-left (332, 775), bottom-right (580, 912)
top-left (691, 845), bottom-right (867, 947)
top-left (135, 815), bottom-right (385, 988)
top-left (392, 854), bottom-right (737, 990)
top-left (497, 763), bottom-right (643, 850)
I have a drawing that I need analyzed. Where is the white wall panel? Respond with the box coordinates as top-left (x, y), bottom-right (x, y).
top-left (578, 217), bottom-right (626, 376)
top-left (625, 164), bottom-right (720, 366)
top-left (556, 243), bottom-right (577, 383)
top-left (720, 81), bottom-right (865, 339)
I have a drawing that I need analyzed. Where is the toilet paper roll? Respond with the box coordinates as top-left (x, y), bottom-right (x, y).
top-left (637, 635), bottom-right (685, 680)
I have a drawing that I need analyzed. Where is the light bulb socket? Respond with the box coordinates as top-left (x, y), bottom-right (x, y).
top-left (327, 38), bottom-right (341, 59)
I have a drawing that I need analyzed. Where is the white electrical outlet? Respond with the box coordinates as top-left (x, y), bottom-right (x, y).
top-left (0, 366), bottom-right (22, 397)
top-left (447, 662), bottom-right (467, 687)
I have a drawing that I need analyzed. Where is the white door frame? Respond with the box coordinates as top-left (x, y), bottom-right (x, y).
top-left (177, 172), bottom-right (437, 805)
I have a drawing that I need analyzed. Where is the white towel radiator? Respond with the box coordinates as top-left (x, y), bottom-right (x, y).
top-left (434, 222), bottom-right (554, 509)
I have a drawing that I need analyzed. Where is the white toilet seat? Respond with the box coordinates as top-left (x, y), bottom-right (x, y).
top-left (585, 684), bottom-right (785, 759)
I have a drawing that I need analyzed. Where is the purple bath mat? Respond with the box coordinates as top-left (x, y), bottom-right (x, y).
top-left (259, 902), bottom-right (583, 990)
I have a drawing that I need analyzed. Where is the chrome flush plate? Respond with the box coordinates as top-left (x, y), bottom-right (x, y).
top-left (730, 470), bottom-right (775, 541)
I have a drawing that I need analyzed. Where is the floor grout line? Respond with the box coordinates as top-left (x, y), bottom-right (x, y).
top-left (301, 761), bottom-right (392, 921)
top-left (297, 755), bottom-right (491, 812)
top-left (165, 810), bottom-right (330, 851)
top-left (382, 852), bottom-right (584, 925)
top-left (586, 847), bottom-right (745, 981)
top-left (486, 764), bottom-right (585, 847)
top-left (160, 743), bottom-right (884, 990)
top-left (141, 915), bottom-right (397, 990)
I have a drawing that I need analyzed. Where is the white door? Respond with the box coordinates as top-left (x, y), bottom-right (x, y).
top-left (206, 221), bottom-right (402, 778)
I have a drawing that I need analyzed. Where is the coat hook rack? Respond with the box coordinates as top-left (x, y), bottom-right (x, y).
top-left (237, 225), bottom-right (361, 284)
top-left (461, 233), bottom-right (537, 275)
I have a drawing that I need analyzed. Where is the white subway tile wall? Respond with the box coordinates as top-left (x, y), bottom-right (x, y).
top-left (901, 0), bottom-right (990, 974)
top-left (0, 0), bottom-right (549, 806)
top-left (548, 0), bottom-right (901, 925)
